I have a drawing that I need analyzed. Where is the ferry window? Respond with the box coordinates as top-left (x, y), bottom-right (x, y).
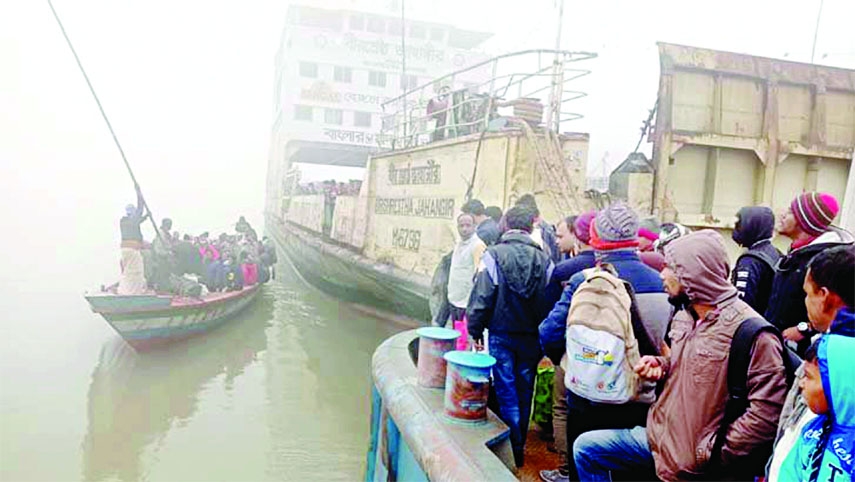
top-left (294, 105), bottom-right (313, 121)
top-left (349, 14), bottom-right (364, 31)
top-left (334, 66), bottom-right (352, 83)
top-left (399, 74), bottom-right (418, 91)
top-left (388, 19), bottom-right (403, 36)
top-left (369, 71), bottom-right (387, 88)
top-left (354, 111), bottom-right (372, 127)
top-left (299, 62), bottom-right (318, 78)
top-left (299, 9), bottom-right (342, 30)
top-left (367, 17), bottom-right (385, 34)
top-left (324, 108), bottom-right (343, 125)
top-left (409, 24), bottom-right (426, 39)
top-left (430, 28), bottom-right (445, 42)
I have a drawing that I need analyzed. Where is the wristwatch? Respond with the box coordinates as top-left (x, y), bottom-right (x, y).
top-left (797, 322), bottom-right (813, 335)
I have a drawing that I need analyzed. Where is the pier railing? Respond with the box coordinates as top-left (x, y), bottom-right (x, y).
top-left (379, 49), bottom-right (596, 151)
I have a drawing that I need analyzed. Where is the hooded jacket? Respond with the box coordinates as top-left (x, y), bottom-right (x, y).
top-left (764, 228), bottom-right (854, 356)
top-left (646, 230), bottom-right (788, 480)
top-left (731, 207), bottom-right (782, 314)
top-left (769, 308), bottom-right (855, 480)
top-left (476, 217), bottom-right (501, 246)
top-left (467, 231), bottom-right (553, 340)
top-left (777, 334), bottom-right (855, 481)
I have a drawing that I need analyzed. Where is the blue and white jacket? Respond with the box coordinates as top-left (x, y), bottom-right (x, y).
top-left (778, 334), bottom-right (855, 481)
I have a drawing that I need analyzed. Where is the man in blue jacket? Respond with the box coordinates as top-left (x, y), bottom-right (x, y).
top-left (538, 203), bottom-right (670, 481)
top-left (776, 334), bottom-right (854, 481)
top-left (467, 205), bottom-right (554, 468)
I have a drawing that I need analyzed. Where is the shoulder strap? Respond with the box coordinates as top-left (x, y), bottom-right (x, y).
top-left (727, 317), bottom-right (772, 399)
top-left (736, 251), bottom-right (776, 272)
top-left (711, 317), bottom-right (799, 466)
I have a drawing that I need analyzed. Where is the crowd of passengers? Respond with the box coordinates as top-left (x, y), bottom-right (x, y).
top-left (117, 185), bottom-right (277, 296)
top-left (436, 191), bottom-right (853, 482)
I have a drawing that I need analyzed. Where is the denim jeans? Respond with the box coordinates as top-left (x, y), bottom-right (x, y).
top-left (489, 332), bottom-right (541, 467)
top-left (564, 392), bottom-right (650, 480)
top-left (573, 426), bottom-right (656, 481)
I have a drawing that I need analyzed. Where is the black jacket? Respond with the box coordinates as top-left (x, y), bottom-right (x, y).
top-left (731, 207), bottom-right (781, 314)
top-left (466, 231), bottom-right (553, 340)
top-left (120, 190), bottom-right (146, 242)
top-left (763, 228), bottom-right (854, 355)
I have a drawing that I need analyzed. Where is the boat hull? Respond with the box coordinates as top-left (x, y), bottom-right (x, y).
top-left (85, 284), bottom-right (262, 350)
top-left (267, 219), bottom-right (431, 322)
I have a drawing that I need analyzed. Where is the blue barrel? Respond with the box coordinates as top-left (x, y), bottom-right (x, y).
top-left (416, 327), bottom-right (460, 388)
top-left (443, 351), bottom-right (496, 422)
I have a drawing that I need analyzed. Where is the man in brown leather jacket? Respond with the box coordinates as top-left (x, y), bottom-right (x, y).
top-left (571, 230), bottom-right (788, 481)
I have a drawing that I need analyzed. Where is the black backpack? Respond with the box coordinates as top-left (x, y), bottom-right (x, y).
top-left (710, 317), bottom-right (801, 476)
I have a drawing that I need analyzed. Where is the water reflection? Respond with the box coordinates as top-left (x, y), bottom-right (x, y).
top-left (261, 270), bottom-right (406, 477)
top-left (81, 289), bottom-right (273, 482)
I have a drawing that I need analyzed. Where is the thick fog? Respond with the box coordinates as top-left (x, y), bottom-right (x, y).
top-left (1, 1), bottom-right (853, 479)
top-left (0, 0), bottom-right (852, 292)
top-left (3, 0), bottom-right (853, 256)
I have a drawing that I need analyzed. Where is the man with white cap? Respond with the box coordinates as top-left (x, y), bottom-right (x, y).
top-left (117, 184), bottom-right (150, 294)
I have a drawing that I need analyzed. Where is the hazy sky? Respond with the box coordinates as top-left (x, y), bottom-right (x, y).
top-left (1, 0), bottom-right (853, 250)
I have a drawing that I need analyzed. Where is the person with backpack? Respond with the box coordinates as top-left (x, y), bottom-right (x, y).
top-left (731, 206), bottom-right (782, 314)
top-left (466, 205), bottom-right (553, 468)
top-left (765, 192), bottom-right (853, 356)
top-left (539, 211), bottom-right (598, 482)
top-left (571, 230), bottom-right (789, 481)
top-left (538, 203), bottom-right (670, 481)
top-left (767, 245), bottom-right (855, 479)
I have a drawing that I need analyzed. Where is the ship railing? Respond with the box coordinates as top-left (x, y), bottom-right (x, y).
top-left (378, 49), bottom-right (596, 151)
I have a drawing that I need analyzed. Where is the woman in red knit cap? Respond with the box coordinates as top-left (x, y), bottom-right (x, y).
top-left (765, 192), bottom-right (854, 356)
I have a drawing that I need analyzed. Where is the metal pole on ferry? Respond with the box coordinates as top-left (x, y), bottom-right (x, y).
top-left (400, 0), bottom-right (407, 141)
top-left (547, 0), bottom-right (565, 132)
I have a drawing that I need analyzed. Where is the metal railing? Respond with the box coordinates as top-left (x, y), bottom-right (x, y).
top-left (378, 49), bottom-right (596, 150)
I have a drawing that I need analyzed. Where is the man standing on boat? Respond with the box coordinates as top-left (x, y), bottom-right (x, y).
top-left (118, 184), bottom-right (150, 294)
top-left (467, 205), bottom-right (554, 468)
top-left (446, 213), bottom-right (486, 322)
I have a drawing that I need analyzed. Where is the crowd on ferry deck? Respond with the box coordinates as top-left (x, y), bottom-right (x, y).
top-left (117, 187), bottom-right (277, 297)
top-left (438, 190), bottom-right (854, 481)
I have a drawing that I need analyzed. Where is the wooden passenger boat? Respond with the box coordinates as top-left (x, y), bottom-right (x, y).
top-left (85, 284), bottom-right (262, 350)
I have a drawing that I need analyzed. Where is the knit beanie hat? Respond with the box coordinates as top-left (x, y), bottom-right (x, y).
top-left (594, 202), bottom-right (639, 243)
top-left (790, 192), bottom-right (839, 236)
top-left (573, 211), bottom-right (597, 245)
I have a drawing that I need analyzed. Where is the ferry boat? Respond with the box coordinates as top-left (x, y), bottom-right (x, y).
top-left (266, 49), bottom-right (598, 322)
top-left (266, 43), bottom-right (855, 481)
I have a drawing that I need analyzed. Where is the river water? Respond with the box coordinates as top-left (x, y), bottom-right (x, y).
top-left (0, 231), bottom-right (405, 481)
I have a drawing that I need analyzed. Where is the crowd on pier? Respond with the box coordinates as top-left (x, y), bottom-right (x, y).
top-left (116, 185), bottom-right (277, 297)
top-left (436, 191), bottom-right (853, 481)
